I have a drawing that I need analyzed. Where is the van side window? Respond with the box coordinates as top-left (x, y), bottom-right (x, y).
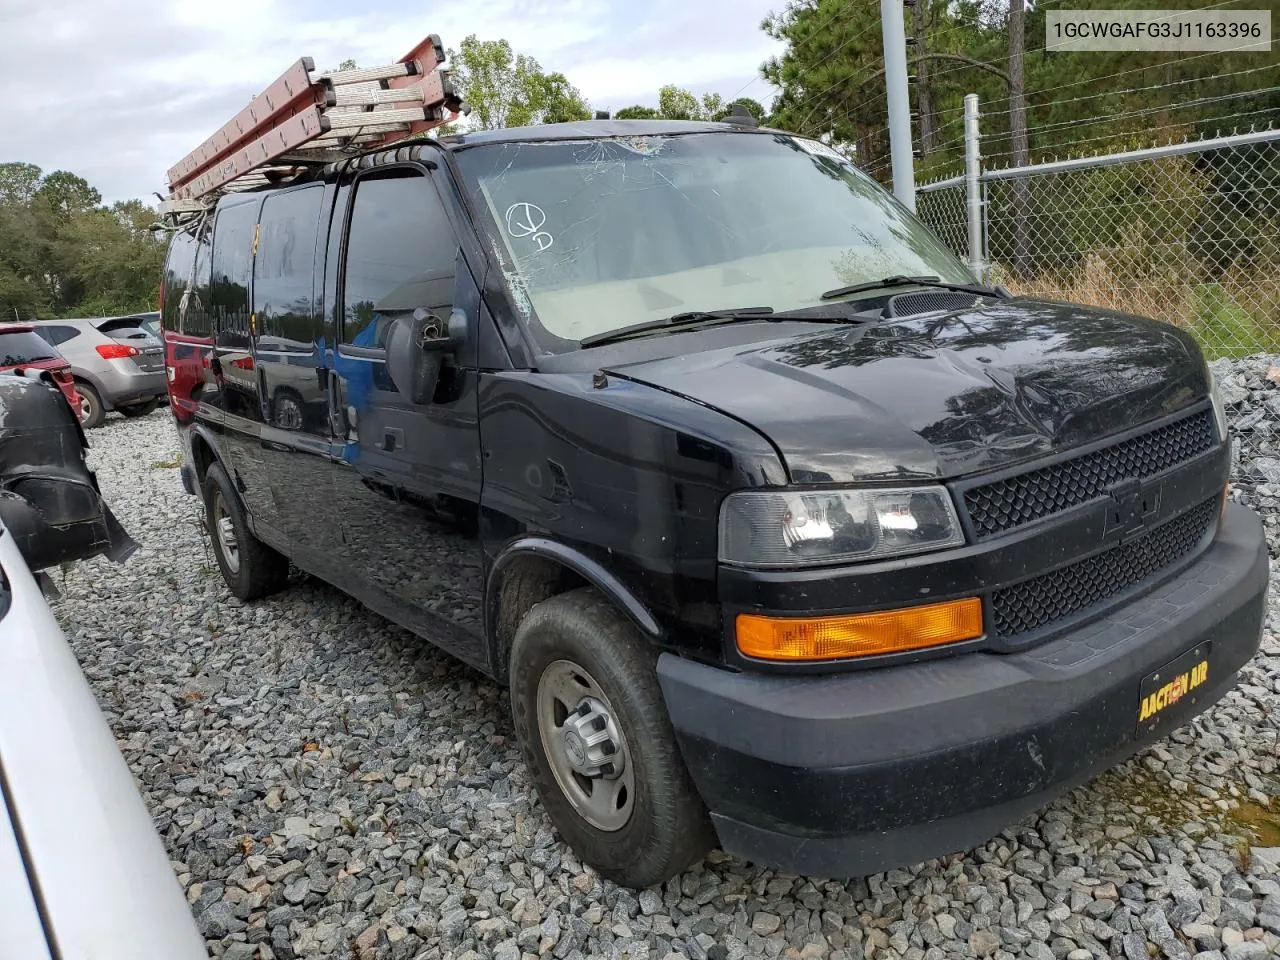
top-left (254, 186), bottom-right (323, 345)
top-left (341, 170), bottom-right (456, 348)
top-left (162, 226), bottom-right (214, 337)
top-left (210, 199), bottom-right (259, 347)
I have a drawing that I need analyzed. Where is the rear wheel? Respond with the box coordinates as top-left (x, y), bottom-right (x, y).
top-left (118, 398), bottom-right (159, 418)
top-left (75, 381), bottom-right (104, 428)
top-left (509, 588), bottom-right (714, 888)
top-left (202, 462), bottom-right (288, 600)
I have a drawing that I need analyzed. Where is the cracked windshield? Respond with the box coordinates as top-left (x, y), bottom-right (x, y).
top-left (458, 133), bottom-right (974, 349)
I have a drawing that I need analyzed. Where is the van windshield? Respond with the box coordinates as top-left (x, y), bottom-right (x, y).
top-left (454, 131), bottom-right (973, 352)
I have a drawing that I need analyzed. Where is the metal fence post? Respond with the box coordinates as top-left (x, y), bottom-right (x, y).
top-left (963, 94), bottom-right (984, 280)
top-left (881, 0), bottom-right (916, 212)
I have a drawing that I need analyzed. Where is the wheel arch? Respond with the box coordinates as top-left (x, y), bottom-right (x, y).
top-left (486, 538), bottom-right (663, 683)
top-left (186, 426), bottom-right (221, 486)
top-left (70, 369), bottom-right (115, 411)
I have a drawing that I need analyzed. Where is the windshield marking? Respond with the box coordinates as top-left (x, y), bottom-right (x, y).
top-left (504, 201), bottom-right (554, 251)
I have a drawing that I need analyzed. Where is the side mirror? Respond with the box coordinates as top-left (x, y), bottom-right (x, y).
top-left (385, 307), bottom-right (466, 404)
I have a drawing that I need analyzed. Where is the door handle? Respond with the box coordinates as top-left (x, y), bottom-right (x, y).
top-left (324, 368), bottom-right (348, 437)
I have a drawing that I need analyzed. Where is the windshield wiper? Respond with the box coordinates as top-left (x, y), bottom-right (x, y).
top-left (820, 274), bottom-right (1002, 301)
top-left (579, 306), bottom-right (775, 348)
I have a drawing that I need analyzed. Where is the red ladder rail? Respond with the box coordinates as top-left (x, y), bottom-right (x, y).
top-left (165, 33), bottom-right (464, 203)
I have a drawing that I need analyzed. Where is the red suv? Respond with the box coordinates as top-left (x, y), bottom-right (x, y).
top-left (0, 324), bottom-right (81, 415)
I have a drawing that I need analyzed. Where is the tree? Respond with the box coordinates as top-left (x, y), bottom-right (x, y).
top-left (0, 163), bottom-right (42, 206)
top-left (449, 35), bottom-right (591, 129)
top-left (760, 0), bottom-right (1280, 183)
top-left (615, 105), bottom-right (661, 120)
top-left (1007, 0), bottom-right (1031, 278)
top-left (538, 71), bottom-right (593, 124)
top-left (35, 171), bottom-right (101, 221)
top-left (658, 84), bottom-right (704, 120)
top-left (0, 165), bottom-right (166, 321)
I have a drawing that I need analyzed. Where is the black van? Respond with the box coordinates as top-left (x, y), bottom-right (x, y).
top-left (160, 119), bottom-right (1268, 887)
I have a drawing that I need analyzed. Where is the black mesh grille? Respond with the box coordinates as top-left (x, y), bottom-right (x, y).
top-left (887, 291), bottom-right (983, 317)
top-left (964, 409), bottom-right (1215, 538)
top-left (991, 497), bottom-right (1218, 638)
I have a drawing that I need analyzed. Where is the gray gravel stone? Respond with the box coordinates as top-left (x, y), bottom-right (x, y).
top-left (752, 913), bottom-right (782, 936)
top-left (1223, 943), bottom-right (1271, 960)
top-left (50, 390), bottom-right (1280, 960)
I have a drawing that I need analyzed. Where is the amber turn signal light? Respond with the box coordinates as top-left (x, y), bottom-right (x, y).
top-left (736, 597), bottom-right (984, 662)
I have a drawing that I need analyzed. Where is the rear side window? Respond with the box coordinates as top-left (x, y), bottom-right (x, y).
top-left (341, 171), bottom-right (456, 346)
top-left (210, 199), bottom-right (260, 346)
top-left (255, 185), bottom-right (323, 345)
top-left (0, 331), bottom-right (58, 366)
top-left (162, 226), bottom-right (213, 337)
top-left (34, 325), bottom-right (80, 346)
top-left (96, 318), bottom-right (150, 338)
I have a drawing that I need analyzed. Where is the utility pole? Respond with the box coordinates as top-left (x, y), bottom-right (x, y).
top-left (963, 94), bottom-right (984, 279)
top-left (881, 0), bottom-right (917, 211)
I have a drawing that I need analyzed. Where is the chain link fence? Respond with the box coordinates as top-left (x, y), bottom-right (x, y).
top-left (917, 128), bottom-right (1280, 487)
top-left (915, 183), bottom-right (969, 262)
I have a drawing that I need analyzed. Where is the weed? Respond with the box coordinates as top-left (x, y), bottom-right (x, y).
top-left (1189, 283), bottom-right (1280, 359)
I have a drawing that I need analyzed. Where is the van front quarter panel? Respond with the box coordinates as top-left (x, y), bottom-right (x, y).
top-left (477, 368), bottom-right (787, 676)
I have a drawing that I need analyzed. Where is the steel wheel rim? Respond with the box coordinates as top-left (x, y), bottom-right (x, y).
top-left (212, 491), bottom-right (240, 574)
top-left (77, 394), bottom-right (92, 422)
top-left (536, 658), bottom-right (635, 832)
top-left (275, 397), bottom-right (302, 430)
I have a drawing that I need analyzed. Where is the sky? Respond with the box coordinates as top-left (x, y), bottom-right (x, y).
top-left (0, 0), bottom-right (786, 205)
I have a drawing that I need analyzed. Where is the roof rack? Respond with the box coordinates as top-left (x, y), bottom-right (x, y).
top-left (161, 33), bottom-right (467, 219)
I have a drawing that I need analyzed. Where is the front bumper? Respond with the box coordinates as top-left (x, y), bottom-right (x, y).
top-left (658, 501), bottom-right (1268, 877)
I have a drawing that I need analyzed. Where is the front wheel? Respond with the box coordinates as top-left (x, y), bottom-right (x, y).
top-left (510, 588), bottom-right (714, 888)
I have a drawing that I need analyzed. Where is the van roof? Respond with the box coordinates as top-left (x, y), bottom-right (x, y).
top-left (436, 118), bottom-right (772, 150)
top-left (189, 119), bottom-right (777, 209)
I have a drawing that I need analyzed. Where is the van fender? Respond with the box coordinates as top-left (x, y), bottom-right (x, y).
top-left (486, 537), bottom-right (663, 675)
top-left (186, 422), bottom-right (223, 478)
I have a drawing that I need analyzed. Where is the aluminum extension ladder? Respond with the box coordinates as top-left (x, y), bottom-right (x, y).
top-left (162, 33), bottom-right (466, 214)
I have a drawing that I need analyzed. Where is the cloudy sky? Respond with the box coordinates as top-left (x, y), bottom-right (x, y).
top-left (0, 0), bottom-right (786, 205)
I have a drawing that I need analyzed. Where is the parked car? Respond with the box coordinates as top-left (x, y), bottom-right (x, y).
top-left (32, 316), bottom-right (166, 427)
top-left (160, 118), bottom-right (1268, 888)
top-left (135, 311), bottom-right (162, 342)
top-left (0, 322), bottom-right (81, 414)
top-left (0, 374), bottom-right (205, 960)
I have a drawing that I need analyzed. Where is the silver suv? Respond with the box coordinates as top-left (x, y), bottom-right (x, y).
top-left (32, 316), bottom-right (166, 427)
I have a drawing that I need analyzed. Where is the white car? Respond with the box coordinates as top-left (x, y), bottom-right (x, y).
top-left (0, 524), bottom-right (207, 959)
top-left (0, 371), bottom-right (206, 958)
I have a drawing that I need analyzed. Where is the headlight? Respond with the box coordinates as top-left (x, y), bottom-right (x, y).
top-left (719, 485), bottom-right (965, 567)
top-left (1208, 366), bottom-right (1230, 444)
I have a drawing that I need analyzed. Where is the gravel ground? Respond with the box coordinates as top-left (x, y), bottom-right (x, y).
top-left (52, 377), bottom-right (1280, 960)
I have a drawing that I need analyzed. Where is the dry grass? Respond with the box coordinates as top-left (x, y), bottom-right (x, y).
top-left (990, 255), bottom-right (1280, 359)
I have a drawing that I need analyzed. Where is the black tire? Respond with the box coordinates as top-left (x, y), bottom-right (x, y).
top-left (510, 588), bottom-right (714, 888)
top-left (201, 462), bottom-right (289, 601)
top-left (118, 398), bottom-right (159, 418)
top-left (75, 380), bottom-right (104, 429)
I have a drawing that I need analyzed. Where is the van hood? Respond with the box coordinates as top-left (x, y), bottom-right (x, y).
top-left (602, 298), bottom-right (1208, 483)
